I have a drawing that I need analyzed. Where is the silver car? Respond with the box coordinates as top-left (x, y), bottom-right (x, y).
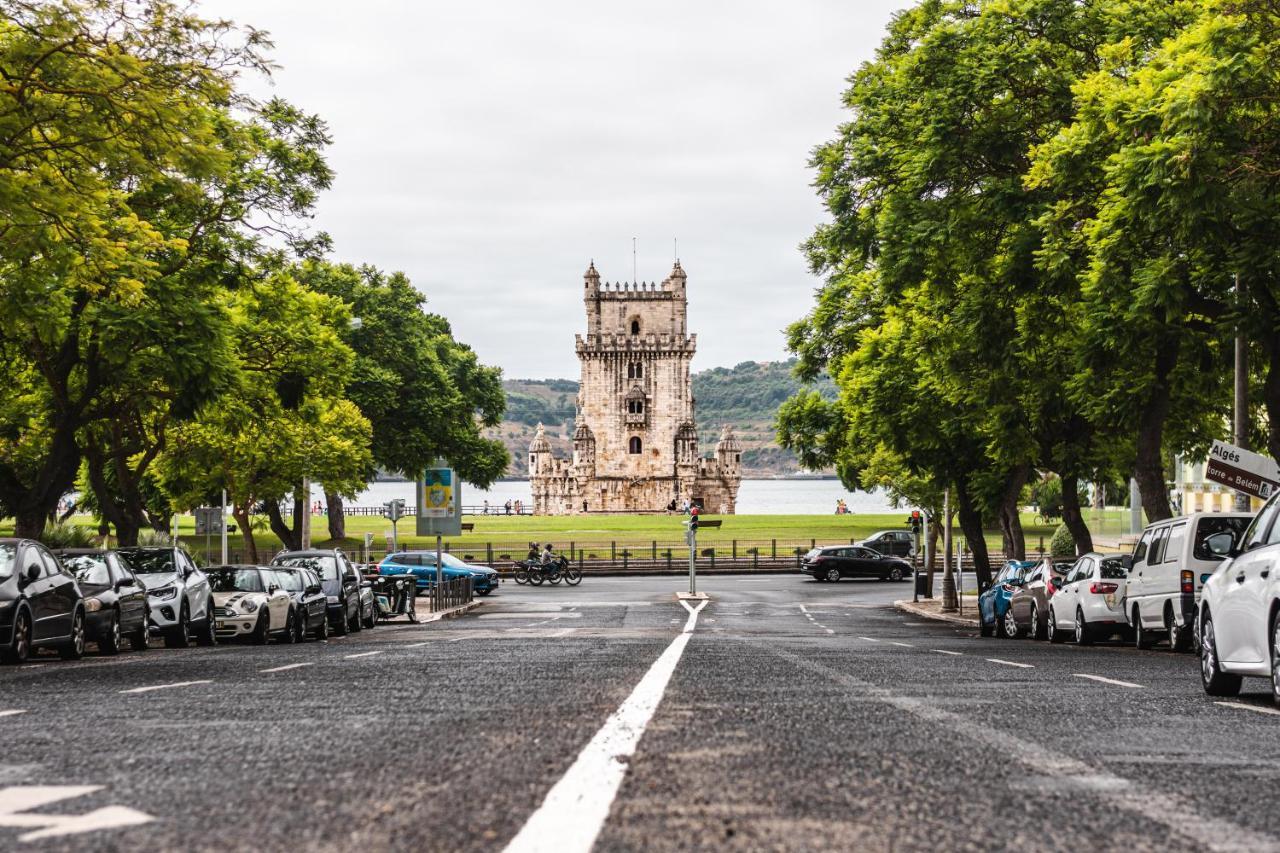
top-left (116, 547), bottom-right (216, 648)
top-left (1046, 552), bottom-right (1130, 645)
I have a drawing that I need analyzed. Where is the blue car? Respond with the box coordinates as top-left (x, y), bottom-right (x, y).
top-left (978, 560), bottom-right (1036, 637)
top-left (379, 551), bottom-right (499, 596)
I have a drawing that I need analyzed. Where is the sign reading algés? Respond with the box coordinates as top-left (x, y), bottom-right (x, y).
top-left (1204, 440), bottom-right (1280, 500)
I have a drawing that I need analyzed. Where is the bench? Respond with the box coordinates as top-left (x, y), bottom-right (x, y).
top-left (697, 519), bottom-right (723, 529)
top-left (461, 523), bottom-right (474, 532)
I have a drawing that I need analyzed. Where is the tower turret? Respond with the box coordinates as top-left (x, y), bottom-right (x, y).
top-left (584, 261), bottom-right (602, 336)
top-left (716, 425), bottom-right (742, 472)
top-left (528, 423), bottom-right (553, 476)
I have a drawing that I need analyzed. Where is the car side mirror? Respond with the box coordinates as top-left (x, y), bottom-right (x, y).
top-left (268, 584), bottom-right (280, 594)
top-left (183, 565), bottom-right (194, 578)
top-left (114, 578), bottom-right (130, 591)
top-left (1204, 531), bottom-right (1236, 558)
top-left (1120, 555), bottom-right (1133, 570)
top-left (24, 564), bottom-right (39, 582)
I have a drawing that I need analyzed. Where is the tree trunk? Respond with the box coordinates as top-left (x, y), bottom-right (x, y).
top-left (1134, 334), bottom-right (1179, 522)
top-left (233, 504), bottom-right (258, 564)
top-left (998, 465), bottom-right (1029, 561)
top-left (955, 479), bottom-right (992, 591)
top-left (1263, 335), bottom-right (1280, 463)
top-left (292, 490), bottom-right (306, 545)
top-left (326, 491), bottom-right (346, 541)
top-left (1060, 473), bottom-right (1094, 555)
top-left (266, 501), bottom-right (299, 552)
top-left (924, 519), bottom-right (940, 598)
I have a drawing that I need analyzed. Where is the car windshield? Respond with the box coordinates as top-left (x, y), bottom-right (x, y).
top-left (276, 555), bottom-right (338, 580)
top-left (207, 569), bottom-right (264, 593)
top-left (63, 554), bottom-right (110, 585)
top-left (117, 549), bottom-right (175, 574)
top-left (1099, 558), bottom-right (1127, 579)
top-left (1193, 516), bottom-right (1251, 561)
top-left (265, 569), bottom-right (299, 592)
top-left (0, 544), bottom-right (14, 580)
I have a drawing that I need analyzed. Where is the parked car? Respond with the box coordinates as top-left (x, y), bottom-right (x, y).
top-left (856, 530), bottom-right (915, 558)
top-left (207, 565), bottom-right (296, 644)
top-left (1046, 552), bottom-right (1130, 645)
top-left (1123, 512), bottom-right (1251, 652)
top-left (1198, 494), bottom-right (1280, 703)
top-left (1005, 557), bottom-right (1076, 639)
top-left (265, 566), bottom-right (328, 641)
top-left (978, 560), bottom-right (1036, 637)
top-left (116, 546), bottom-right (215, 648)
top-left (380, 551), bottom-right (500, 595)
top-left (54, 549), bottom-right (150, 654)
top-left (801, 545), bottom-right (913, 583)
top-left (271, 550), bottom-right (362, 635)
top-left (357, 572), bottom-right (378, 628)
top-left (0, 538), bottom-right (86, 663)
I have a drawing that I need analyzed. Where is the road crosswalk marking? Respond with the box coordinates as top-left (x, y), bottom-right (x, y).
top-left (0, 786), bottom-right (153, 842)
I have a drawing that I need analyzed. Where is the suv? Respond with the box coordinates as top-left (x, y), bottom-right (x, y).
top-left (856, 530), bottom-right (915, 558)
top-left (116, 546), bottom-right (215, 648)
top-left (271, 550), bottom-right (363, 636)
top-left (0, 538), bottom-right (86, 663)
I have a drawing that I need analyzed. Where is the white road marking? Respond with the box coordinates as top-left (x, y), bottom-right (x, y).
top-left (0, 785), bottom-right (155, 841)
top-left (798, 604), bottom-right (810, 614)
top-left (479, 612), bottom-right (582, 620)
top-left (119, 680), bottom-right (212, 695)
top-left (858, 636), bottom-right (879, 642)
top-left (259, 663), bottom-right (313, 673)
top-left (548, 627), bottom-right (576, 638)
top-left (987, 658), bottom-right (1034, 669)
top-left (1215, 701), bottom-right (1280, 717)
top-left (0, 710), bottom-right (28, 718)
top-left (1074, 673), bottom-right (1144, 689)
top-left (504, 601), bottom-right (706, 853)
top-left (406, 641), bottom-right (437, 648)
top-left (345, 651), bottom-right (383, 659)
top-left (889, 641), bottom-right (913, 648)
top-left (824, 628), bottom-right (835, 635)
top-left (932, 650), bottom-right (963, 656)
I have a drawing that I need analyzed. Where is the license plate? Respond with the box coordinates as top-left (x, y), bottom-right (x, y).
top-left (216, 620), bottom-right (227, 629)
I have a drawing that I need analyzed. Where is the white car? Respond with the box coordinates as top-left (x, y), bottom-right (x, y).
top-left (116, 546), bottom-right (216, 648)
top-left (1046, 552), bottom-right (1130, 645)
top-left (206, 566), bottom-right (295, 644)
top-left (1198, 495), bottom-right (1280, 704)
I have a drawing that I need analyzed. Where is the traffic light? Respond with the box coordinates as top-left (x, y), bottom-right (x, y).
top-left (907, 510), bottom-right (923, 531)
top-left (689, 506), bottom-right (699, 532)
top-left (384, 499), bottom-right (406, 522)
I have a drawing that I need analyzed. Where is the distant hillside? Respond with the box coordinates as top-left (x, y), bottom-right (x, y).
top-left (488, 360), bottom-right (836, 477)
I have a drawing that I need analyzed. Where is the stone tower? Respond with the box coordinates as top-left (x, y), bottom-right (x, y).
top-left (529, 261), bottom-right (741, 514)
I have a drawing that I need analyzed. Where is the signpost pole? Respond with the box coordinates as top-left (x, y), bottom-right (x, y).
top-left (1234, 273), bottom-right (1251, 513)
top-left (435, 533), bottom-right (443, 613)
top-left (220, 489), bottom-right (228, 565)
top-left (688, 529), bottom-right (696, 596)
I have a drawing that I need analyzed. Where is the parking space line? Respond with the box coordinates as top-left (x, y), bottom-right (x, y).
top-left (1074, 674), bottom-right (1143, 688)
top-left (933, 650), bottom-right (963, 656)
top-left (119, 680), bottom-right (212, 695)
top-left (259, 663), bottom-right (313, 673)
top-left (987, 658), bottom-right (1034, 669)
top-left (889, 641), bottom-right (913, 648)
top-left (0, 709), bottom-right (27, 717)
top-left (406, 641), bottom-right (435, 648)
top-left (858, 636), bottom-right (879, 642)
top-left (1215, 701), bottom-right (1280, 717)
top-left (344, 651), bottom-right (383, 659)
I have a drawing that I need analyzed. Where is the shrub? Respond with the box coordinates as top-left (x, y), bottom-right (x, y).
top-left (40, 522), bottom-right (96, 548)
top-left (1049, 523), bottom-right (1075, 558)
top-left (136, 529), bottom-right (174, 546)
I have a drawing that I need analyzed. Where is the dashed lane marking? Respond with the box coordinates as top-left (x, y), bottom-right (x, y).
top-left (987, 658), bottom-right (1034, 669)
top-left (504, 600), bottom-right (707, 853)
top-left (119, 680), bottom-right (212, 695)
top-left (1074, 674), bottom-right (1144, 689)
top-left (259, 663), bottom-right (313, 673)
top-left (345, 651), bottom-right (383, 659)
top-left (889, 642), bottom-right (914, 648)
top-left (858, 637), bottom-right (879, 642)
top-left (933, 650), bottom-right (963, 656)
top-left (1215, 701), bottom-right (1280, 717)
top-left (0, 709), bottom-right (27, 717)
top-left (824, 628), bottom-right (835, 635)
top-left (479, 612), bottom-right (583, 620)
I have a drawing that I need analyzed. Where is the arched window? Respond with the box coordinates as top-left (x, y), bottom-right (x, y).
top-left (630, 319), bottom-right (641, 335)
top-left (627, 362), bottom-right (644, 380)
top-left (628, 398), bottom-right (644, 414)
top-left (629, 437), bottom-right (642, 454)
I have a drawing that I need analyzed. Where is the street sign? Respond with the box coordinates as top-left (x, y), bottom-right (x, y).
top-left (416, 464), bottom-right (462, 536)
top-left (1204, 440), bottom-right (1280, 500)
top-left (194, 507), bottom-right (224, 535)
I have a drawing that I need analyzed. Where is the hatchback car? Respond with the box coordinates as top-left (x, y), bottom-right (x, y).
top-left (116, 546), bottom-right (215, 648)
top-left (380, 551), bottom-right (500, 595)
top-left (978, 560), bottom-right (1036, 637)
top-left (271, 550), bottom-right (363, 635)
top-left (266, 567), bottom-right (328, 641)
top-left (1005, 557), bottom-right (1076, 640)
top-left (0, 538), bottom-right (86, 663)
top-left (801, 545), bottom-right (912, 583)
top-left (207, 566), bottom-right (296, 644)
top-left (55, 549), bottom-right (150, 654)
top-left (1046, 553), bottom-right (1130, 645)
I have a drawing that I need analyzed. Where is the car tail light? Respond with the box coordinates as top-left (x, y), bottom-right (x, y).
top-left (1181, 570), bottom-right (1194, 595)
top-left (1047, 577), bottom-right (1059, 596)
top-left (1089, 582), bottom-right (1118, 594)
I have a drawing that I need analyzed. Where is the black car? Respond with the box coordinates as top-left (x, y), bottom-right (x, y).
top-left (270, 550), bottom-right (362, 636)
top-left (856, 530), bottom-right (916, 558)
top-left (802, 545), bottom-right (912, 583)
top-left (0, 538), bottom-right (86, 663)
top-left (266, 566), bottom-right (329, 641)
top-left (54, 549), bottom-right (150, 654)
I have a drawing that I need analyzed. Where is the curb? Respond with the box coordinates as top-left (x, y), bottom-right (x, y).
top-left (414, 600), bottom-right (482, 624)
top-left (894, 599), bottom-right (978, 627)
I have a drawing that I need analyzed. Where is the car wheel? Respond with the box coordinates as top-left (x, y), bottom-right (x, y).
top-left (1029, 603), bottom-right (1044, 641)
top-left (164, 606), bottom-right (190, 648)
top-left (1271, 615), bottom-right (1280, 708)
top-left (194, 601), bottom-right (217, 647)
top-left (1003, 610), bottom-right (1023, 639)
top-left (1, 609), bottom-right (31, 664)
top-left (1134, 606), bottom-right (1156, 650)
top-left (130, 612), bottom-right (151, 652)
top-left (349, 607), bottom-right (362, 633)
top-left (1167, 611), bottom-right (1192, 653)
top-left (59, 610), bottom-right (85, 660)
top-left (1200, 611), bottom-right (1242, 697)
top-left (251, 611), bottom-right (270, 645)
top-left (979, 617), bottom-right (993, 638)
top-left (99, 610), bottom-right (121, 656)
top-left (1074, 608), bottom-right (1093, 646)
top-left (280, 609), bottom-right (297, 644)
top-left (477, 588), bottom-right (492, 597)
top-left (824, 567), bottom-right (841, 583)
top-left (314, 612), bottom-right (329, 641)
top-left (363, 602), bottom-right (378, 629)
top-left (889, 567), bottom-right (905, 582)
top-left (1047, 608), bottom-right (1065, 644)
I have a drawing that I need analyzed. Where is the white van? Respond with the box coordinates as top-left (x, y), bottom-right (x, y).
top-left (1124, 512), bottom-right (1252, 651)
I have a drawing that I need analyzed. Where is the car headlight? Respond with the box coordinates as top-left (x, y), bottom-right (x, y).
top-left (84, 597), bottom-right (103, 613)
top-left (150, 585), bottom-right (177, 600)
top-left (240, 599), bottom-right (258, 613)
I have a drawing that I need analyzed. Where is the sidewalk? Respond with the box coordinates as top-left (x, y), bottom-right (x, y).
top-left (894, 597), bottom-right (978, 627)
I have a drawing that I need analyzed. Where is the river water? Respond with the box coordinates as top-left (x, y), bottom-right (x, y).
top-left (322, 479), bottom-right (899, 516)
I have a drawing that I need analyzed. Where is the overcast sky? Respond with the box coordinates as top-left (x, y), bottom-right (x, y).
top-left (206, 0), bottom-right (907, 378)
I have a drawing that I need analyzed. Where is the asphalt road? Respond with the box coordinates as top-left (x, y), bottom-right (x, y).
top-left (3, 572), bottom-right (1278, 852)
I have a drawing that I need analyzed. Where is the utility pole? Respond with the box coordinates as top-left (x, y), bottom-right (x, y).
top-left (1234, 273), bottom-right (1251, 512)
top-left (941, 488), bottom-right (956, 611)
top-left (220, 489), bottom-right (228, 565)
top-left (300, 476), bottom-right (312, 549)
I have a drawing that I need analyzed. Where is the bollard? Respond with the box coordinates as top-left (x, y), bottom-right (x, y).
top-left (611, 541), bottom-right (616, 561)
top-left (772, 538), bottom-right (777, 559)
top-left (652, 540), bottom-right (657, 561)
top-left (732, 539), bottom-right (737, 560)
top-left (666, 549), bottom-right (672, 571)
top-left (486, 542), bottom-right (493, 565)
